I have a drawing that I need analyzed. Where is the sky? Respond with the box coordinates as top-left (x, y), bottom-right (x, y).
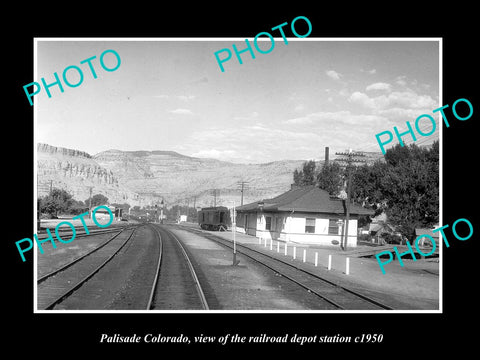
top-left (35, 38), bottom-right (440, 163)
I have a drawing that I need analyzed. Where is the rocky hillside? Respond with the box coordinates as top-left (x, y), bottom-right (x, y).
top-left (38, 143), bottom-right (384, 209)
top-left (37, 143), bottom-right (138, 205)
top-left (93, 149), bottom-right (306, 207)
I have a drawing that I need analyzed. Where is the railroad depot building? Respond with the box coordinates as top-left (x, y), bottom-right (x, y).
top-left (235, 185), bottom-right (374, 248)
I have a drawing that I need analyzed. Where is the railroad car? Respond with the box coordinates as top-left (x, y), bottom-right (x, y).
top-left (198, 206), bottom-right (231, 231)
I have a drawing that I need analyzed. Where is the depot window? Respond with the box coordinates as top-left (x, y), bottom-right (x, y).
top-left (305, 218), bottom-right (315, 233)
top-left (328, 219), bottom-right (339, 235)
top-left (265, 216), bottom-right (272, 230)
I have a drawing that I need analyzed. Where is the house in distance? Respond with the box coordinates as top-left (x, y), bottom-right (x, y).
top-left (235, 185), bottom-right (374, 248)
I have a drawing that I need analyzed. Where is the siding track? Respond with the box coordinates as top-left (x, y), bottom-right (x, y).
top-left (179, 226), bottom-right (393, 310)
top-left (37, 226), bottom-right (138, 310)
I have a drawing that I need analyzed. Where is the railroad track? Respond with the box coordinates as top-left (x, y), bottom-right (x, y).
top-left (148, 224), bottom-right (209, 310)
top-left (177, 226), bottom-right (394, 311)
top-left (37, 223), bottom-right (209, 310)
top-left (37, 226), bottom-right (139, 310)
top-left (37, 227), bottom-right (127, 283)
top-left (36, 224), bottom-right (134, 241)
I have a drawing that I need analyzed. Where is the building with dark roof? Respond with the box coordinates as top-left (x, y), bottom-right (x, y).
top-left (415, 227), bottom-right (439, 246)
top-left (235, 185), bottom-right (374, 248)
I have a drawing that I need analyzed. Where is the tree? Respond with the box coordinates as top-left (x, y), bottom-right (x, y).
top-left (39, 188), bottom-right (73, 217)
top-left (293, 169), bottom-right (302, 186)
top-left (381, 142), bottom-right (439, 239)
top-left (351, 141), bottom-right (439, 240)
top-left (292, 160), bottom-right (316, 186)
top-left (316, 162), bottom-right (344, 195)
top-left (301, 160), bottom-right (316, 185)
top-left (85, 194), bottom-right (109, 208)
top-left (351, 161), bottom-right (388, 216)
top-left (68, 199), bottom-right (87, 215)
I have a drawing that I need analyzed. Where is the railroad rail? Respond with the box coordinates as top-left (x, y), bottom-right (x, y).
top-left (37, 227), bottom-right (127, 283)
top-left (178, 226), bottom-right (394, 310)
top-left (36, 224), bottom-right (134, 241)
top-left (148, 224), bottom-right (209, 310)
top-left (37, 226), bottom-right (138, 310)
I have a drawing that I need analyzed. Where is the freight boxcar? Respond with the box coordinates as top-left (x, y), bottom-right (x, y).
top-left (198, 206), bottom-right (231, 231)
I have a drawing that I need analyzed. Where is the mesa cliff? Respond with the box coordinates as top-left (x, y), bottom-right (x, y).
top-left (38, 143), bottom-right (383, 209)
top-left (37, 143), bottom-right (306, 207)
top-left (37, 143), bottom-right (138, 205)
top-left (93, 149), bottom-right (305, 207)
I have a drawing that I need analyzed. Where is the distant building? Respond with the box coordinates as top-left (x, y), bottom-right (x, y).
top-left (368, 213), bottom-right (398, 244)
top-left (92, 205), bottom-right (122, 220)
top-left (235, 185), bottom-right (374, 248)
top-left (415, 227), bottom-right (439, 247)
top-left (93, 205), bottom-right (116, 218)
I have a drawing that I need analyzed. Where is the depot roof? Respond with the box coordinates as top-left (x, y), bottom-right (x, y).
top-left (236, 185), bottom-right (374, 216)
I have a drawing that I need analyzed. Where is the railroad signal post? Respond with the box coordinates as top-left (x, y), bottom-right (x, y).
top-left (160, 200), bottom-right (164, 224)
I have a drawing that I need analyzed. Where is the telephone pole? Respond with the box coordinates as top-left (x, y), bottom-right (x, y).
top-left (335, 149), bottom-right (366, 251)
top-left (237, 181), bottom-right (249, 206)
top-left (88, 186), bottom-right (93, 218)
top-left (212, 189), bottom-right (217, 207)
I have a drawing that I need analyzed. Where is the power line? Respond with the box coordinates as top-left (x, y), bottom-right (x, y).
top-left (342, 117), bottom-right (442, 155)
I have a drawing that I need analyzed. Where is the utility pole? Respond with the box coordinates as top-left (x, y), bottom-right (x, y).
top-left (88, 186), bottom-right (93, 218)
top-left (213, 189), bottom-right (217, 207)
top-left (335, 149), bottom-right (366, 251)
top-left (192, 196), bottom-right (197, 222)
top-left (237, 181), bottom-right (249, 206)
top-left (232, 201), bottom-right (239, 266)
